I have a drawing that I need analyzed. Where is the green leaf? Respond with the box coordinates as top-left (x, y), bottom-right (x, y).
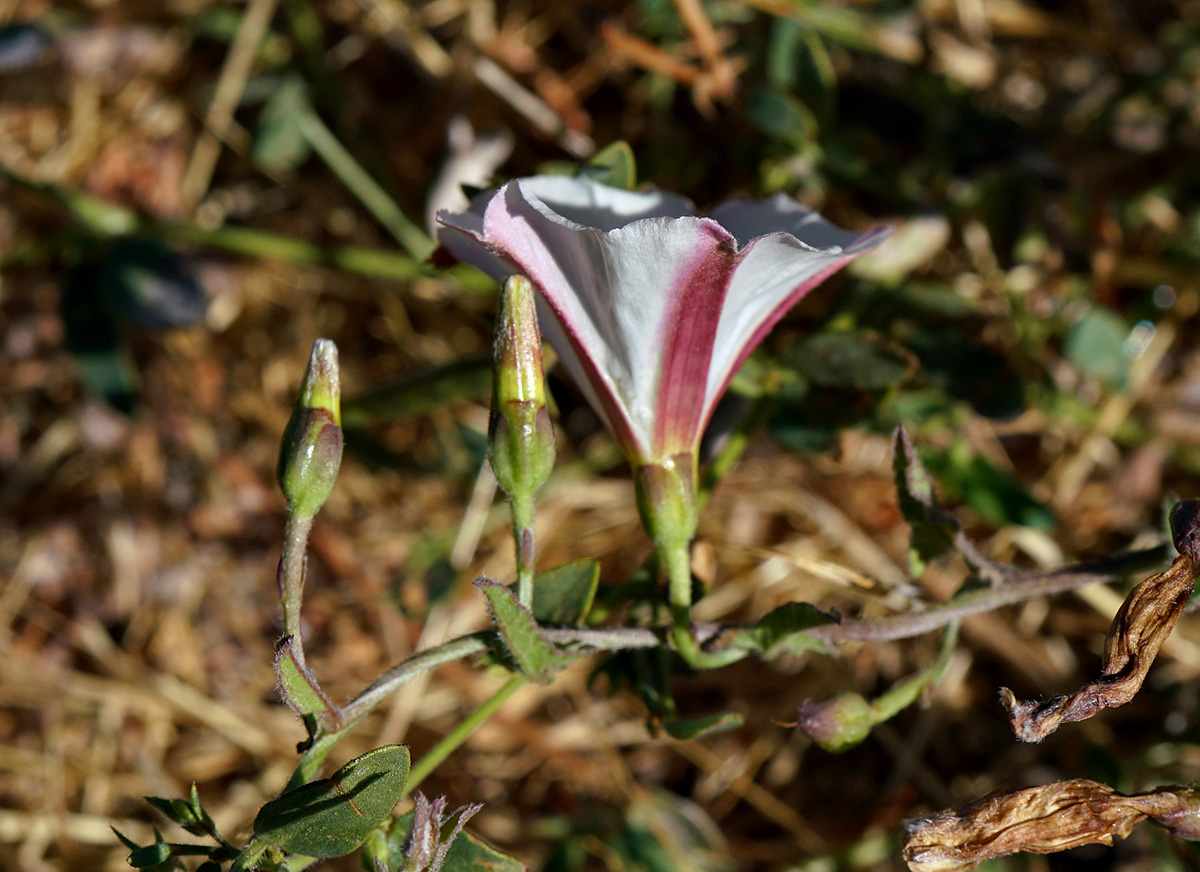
top-left (341, 357), bottom-right (492, 427)
top-left (849, 215), bottom-right (951, 283)
top-left (892, 426), bottom-right (957, 576)
top-left (372, 809), bottom-right (526, 872)
top-left (577, 141), bottom-right (637, 190)
top-left (253, 745), bottom-right (411, 859)
top-left (274, 637), bottom-right (338, 722)
top-left (438, 828), bottom-right (526, 872)
top-left (787, 330), bottom-right (915, 391)
top-left (662, 711), bottom-right (743, 740)
top-left (476, 579), bottom-right (575, 682)
top-left (745, 86), bottom-right (818, 144)
top-left (531, 560), bottom-right (600, 625)
top-left (254, 75), bottom-right (312, 173)
top-left (727, 601), bottom-right (838, 658)
top-left (128, 842), bottom-right (174, 869)
top-left (1065, 305), bottom-right (1129, 387)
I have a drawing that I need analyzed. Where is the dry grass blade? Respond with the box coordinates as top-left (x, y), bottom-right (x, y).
top-left (999, 553), bottom-right (1196, 742)
top-left (902, 778), bottom-right (1200, 872)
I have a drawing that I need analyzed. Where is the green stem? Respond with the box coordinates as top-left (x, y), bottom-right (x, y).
top-left (662, 538), bottom-right (745, 670)
top-left (511, 491), bottom-right (536, 609)
top-left (286, 631), bottom-right (493, 789)
top-left (1, 168), bottom-right (496, 287)
top-left (401, 674), bottom-right (525, 799)
top-left (869, 621), bottom-right (959, 723)
top-left (278, 512), bottom-right (315, 664)
top-left (340, 631), bottom-right (493, 723)
top-left (293, 104), bottom-right (433, 260)
top-left (158, 220), bottom-right (429, 281)
top-left (806, 544), bottom-right (1170, 645)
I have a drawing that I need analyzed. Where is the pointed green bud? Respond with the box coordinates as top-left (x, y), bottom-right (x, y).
top-left (634, 453), bottom-right (699, 551)
top-left (795, 692), bottom-right (874, 753)
top-left (278, 339), bottom-right (343, 518)
top-left (489, 275), bottom-right (555, 499)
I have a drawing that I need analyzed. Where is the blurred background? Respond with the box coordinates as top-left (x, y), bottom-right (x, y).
top-left (4, 0), bottom-right (1200, 869)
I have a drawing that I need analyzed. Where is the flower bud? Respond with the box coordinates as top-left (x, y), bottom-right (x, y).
top-left (489, 275), bottom-right (555, 499)
top-left (634, 453), bottom-right (699, 550)
top-left (277, 339), bottom-right (343, 518)
top-left (1170, 498), bottom-right (1200, 563)
top-left (795, 692), bottom-right (874, 753)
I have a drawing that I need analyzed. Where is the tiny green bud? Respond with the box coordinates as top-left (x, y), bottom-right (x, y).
top-left (795, 692), bottom-right (874, 753)
top-left (278, 339), bottom-right (343, 518)
top-left (634, 453), bottom-right (699, 551)
top-left (489, 275), bottom-right (555, 498)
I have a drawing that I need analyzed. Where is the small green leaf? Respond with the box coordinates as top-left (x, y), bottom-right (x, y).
top-left (274, 637), bottom-right (337, 721)
top-left (893, 426), bottom-right (957, 576)
top-left (746, 86), bottom-right (818, 144)
top-left (728, 601), bottom-right (838, 658)
top-left (439, 828), bottom-right (526, 872)
top-left (531, 560), bottom-right (600, 626)
top-left (145, 795), bottom-right (201, 831)
top-left (253, 745), bottom-right (410, 859)
top-left (189, 783), bottom-right (217, 835)
top-left (1065, 305), bottom-right (1129, 387)
top-left (341, 357), bottom-right (492, 427)
top-left (663, 711), bottom-right (744, 740)
top-left (254, 75), bottom-right (313, 173)
top-left (849, 215), bottom-right (951, 283)
top-left (577, 141), bottom-right (637, 190)
top-left (787, 330), bottom-right (915, 391)
top-left (476, 578), bottom-right (575, 682)
top-left (128, 842), bottom-right (173, 869)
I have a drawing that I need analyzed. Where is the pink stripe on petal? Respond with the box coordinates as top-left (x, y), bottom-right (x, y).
top-left (482, 182), bottom-right (652, 458)
top-left (653, 224), bottom-right (738, 457)
top-left (702, 227), bottom-right (890, 430)
top-left (534, 298), bottom-right (648, 458)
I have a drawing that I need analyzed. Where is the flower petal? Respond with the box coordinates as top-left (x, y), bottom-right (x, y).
top-left (703, 224), bottom-right (890, 429)
top-left (709, 193), bottom-right (869, 249)
top-left (483, 179), bottom-right (730, 459)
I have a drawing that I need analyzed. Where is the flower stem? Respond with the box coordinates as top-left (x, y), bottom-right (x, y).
top-left (278, 511), bottom-right (315, 665)
top-left (291, 100), bottom-right (433, 260)
top-left (401, 674), bottom-right (525, 799)
top-left (511, 490), bottom-right (536, 609)
top-left (662, 538), bottom-right (745, 670)
top-left (286, 631), bottom-right (495, 789)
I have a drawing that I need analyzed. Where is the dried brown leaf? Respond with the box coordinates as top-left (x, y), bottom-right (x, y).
top-left (903, 778), bottom-right (1200, 872)
top-left (999, 554), bottom-right (1196, 742)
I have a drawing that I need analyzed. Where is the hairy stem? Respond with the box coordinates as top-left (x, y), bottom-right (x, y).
top-left (511, 491), bottom-right (536, 610)
top-left (806, 545), bottom-right (1170, 645)
top-left (402, 674), bottom-right (525, 799)
top-left (278, 512), bottom-right (315, 666)
top-left (664, 538), bottom-right (746, 669)
top-left (287, 631), bottom-right (494, 788)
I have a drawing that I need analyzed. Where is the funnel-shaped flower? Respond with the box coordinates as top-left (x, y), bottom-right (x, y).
top-left (439, 176), bottom-right (887, 467)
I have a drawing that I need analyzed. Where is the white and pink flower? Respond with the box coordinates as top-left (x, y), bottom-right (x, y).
top-left (438, 175), bottom-right (888, 467)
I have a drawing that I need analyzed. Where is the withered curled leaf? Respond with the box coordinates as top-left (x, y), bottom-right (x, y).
top-left (999, 553), bottom-right (1196, 742)
top-left (903, 778), bottom-right (1200, 872)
